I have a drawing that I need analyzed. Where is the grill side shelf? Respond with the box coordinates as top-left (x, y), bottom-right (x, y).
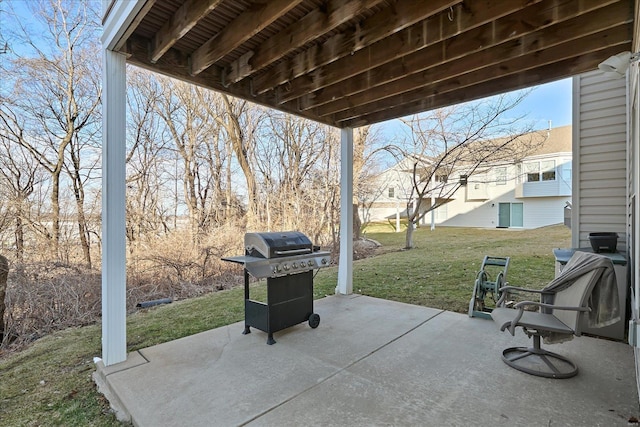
top-left (221, 251), bottom-right (331, 279)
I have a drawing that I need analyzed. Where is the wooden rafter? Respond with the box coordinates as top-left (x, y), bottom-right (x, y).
top-left (126, 35), bottom-right (334, 127)
top-left (150, 0), bottom-right (224, 63)
top-left (251, 0), bottom-right (462, 95)
top-left (190, 0), bottom-right (304, 76)
top-left (224, 0), bottom-right (388, 85)
top-left (277, 0), bottom-right (623, 108)
top-left (312, 1), bottom-right (633, 119)
top-left (333, 26), bottom-right (631, 125)
top-left (341, 45), bottom-right (626, 128)
top-left (270, 0), bottom-right (550, 104)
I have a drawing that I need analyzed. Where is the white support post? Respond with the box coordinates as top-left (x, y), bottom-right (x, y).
top-left (337, 127), bottom-right (354, 295)
top-left (102, 49), bottom-right (127, 366)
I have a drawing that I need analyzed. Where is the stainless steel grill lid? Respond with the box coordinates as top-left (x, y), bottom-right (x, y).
top-left (245, 231), bottom-right (312, 258)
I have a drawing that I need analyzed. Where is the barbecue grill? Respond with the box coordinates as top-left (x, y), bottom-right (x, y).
top-left (222, 231), bottom-right (331, 344)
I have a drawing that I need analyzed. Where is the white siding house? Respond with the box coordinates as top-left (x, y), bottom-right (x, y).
top-left (365, 126), bottom-right (573, 229)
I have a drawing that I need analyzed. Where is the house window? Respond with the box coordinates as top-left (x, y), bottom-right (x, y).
top-left (525, 162), bottom-right (540, 182)
top-left (541, 160), bottom-right (556, 181)
top-left (524, 160), bottom-right (556, 182)
top-left (435, 174), bottom-right (448, 183)
top-left (495, 167), bottom-right (507, 185)
top-left (388, 187), bottom-right (394, 198)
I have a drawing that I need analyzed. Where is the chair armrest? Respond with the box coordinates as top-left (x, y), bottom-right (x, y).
top-left (499, 286), bottom-right (546, 294)
top-left (496, 286), bottom-right (551, 307)
top-left (500, 303), bottom-right (590, 335)
top-left (513, 301), bottom-right (591, 312)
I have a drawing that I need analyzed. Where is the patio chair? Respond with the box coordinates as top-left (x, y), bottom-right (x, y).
top-left (490, 251), bottom-right (619, 379)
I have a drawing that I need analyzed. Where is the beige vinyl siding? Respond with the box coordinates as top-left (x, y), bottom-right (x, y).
top-left (629, 59), bottom-right (639, 323)
top-left (573, 70), bottom-right (627, 251)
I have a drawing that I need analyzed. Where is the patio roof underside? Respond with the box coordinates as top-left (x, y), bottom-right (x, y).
top-left (111, 0), bottom-right (637, 128)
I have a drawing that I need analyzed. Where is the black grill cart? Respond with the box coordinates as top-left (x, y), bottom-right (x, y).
top-left (222, 231), bottom-right (330, 344)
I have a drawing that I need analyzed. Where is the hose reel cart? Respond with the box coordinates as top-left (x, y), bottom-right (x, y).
top-left (468, 256), bottom-right (510, 319)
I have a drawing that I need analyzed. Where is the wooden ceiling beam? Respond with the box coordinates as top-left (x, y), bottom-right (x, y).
top-left (315, 2), bottom-right (632, 118)
top-left (295, 0), bottom-right (626, 111)
top-left (125, 35), bottom-right (335, 127)
top-left (150, 0), bottom-right (223, 63)
top-left (273, 0), bottom-right (557, 105)
top-left (224, 0), bottom-right (387, 85)
top-left (339, 45), bottom-right (630, 128)
top-left (251, 0), bottom-right (462, 95)
top-left (330, 25), bottom-right (631, 124)
top-left (190, 0), bottom-right (303, 76)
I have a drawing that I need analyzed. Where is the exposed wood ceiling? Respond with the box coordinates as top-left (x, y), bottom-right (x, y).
top-left (111, 0), bottom-right (637, 128)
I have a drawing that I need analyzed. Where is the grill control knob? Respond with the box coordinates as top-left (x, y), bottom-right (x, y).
top-left (292, 262), bottom-right (298, 269)
top-left (321, 258), bottom-right (327, 265)
top-left (283, 263), bottom-right (290, 271)
top-left (300, 261), bottom-right (306, 268)
top-left (308, 259), bottom-right (315, 267)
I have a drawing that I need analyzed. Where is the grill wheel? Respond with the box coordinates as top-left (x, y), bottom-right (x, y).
top-left (308, 313), bottom-right (320, 329)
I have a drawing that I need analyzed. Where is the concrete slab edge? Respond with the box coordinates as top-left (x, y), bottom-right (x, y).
top-left (93, 361), bottom-right (132, 423)
top-left (93, 351), bottom-right (149, 424)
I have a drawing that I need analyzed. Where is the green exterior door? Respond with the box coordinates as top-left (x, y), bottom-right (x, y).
top-left (498, 203), bottom-right (510, 227)
top-left (511, 203), bottom-right (524, 227)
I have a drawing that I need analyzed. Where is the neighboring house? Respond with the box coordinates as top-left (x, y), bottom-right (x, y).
top-left (364, 126), bottom-right (573, 229)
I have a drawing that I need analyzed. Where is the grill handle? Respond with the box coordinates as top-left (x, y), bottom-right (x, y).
top-left (274, 248), bottom-right (312, 256)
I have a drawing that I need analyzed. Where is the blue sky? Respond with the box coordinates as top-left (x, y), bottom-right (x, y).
top-left (378, 77), bottom-right (573, 143)
top-left (508, 78), bottom-right (573, 129)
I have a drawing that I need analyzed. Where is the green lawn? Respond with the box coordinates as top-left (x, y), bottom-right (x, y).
top-left (0, 225), bottom-right (570, 425)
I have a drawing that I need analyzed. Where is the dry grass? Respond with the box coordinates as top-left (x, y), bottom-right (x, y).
top-left (314, 224), bottom-right (571, 312)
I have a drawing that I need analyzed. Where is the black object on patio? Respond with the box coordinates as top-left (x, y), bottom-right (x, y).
top-left (222, 231), bottom-right (330, 344)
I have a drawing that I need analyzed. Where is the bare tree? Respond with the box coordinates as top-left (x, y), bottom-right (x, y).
top-left (0, 0), bottom-right (101, 261)
top-left (153, 79), bottom-right (221, 237)
top-left (351, 126), bottom-right (388, 238)
top-left (0, 254), bottom-right (8, 343)
top-left (216, 94), bottom-right (262, 229)
top-left (254, 113), bottom-right (329, 231)
top-left (126, 69), bottom-right (175, 241)
top-left (0, 138), bottom-right (43, 262)
top-left (397, 92), bottom-right (543, 249)
top-left (197, 90), bottom-right (244, 226)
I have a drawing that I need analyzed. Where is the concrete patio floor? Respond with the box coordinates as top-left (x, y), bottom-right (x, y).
top-left (95, 294), bottom-right (639, 426)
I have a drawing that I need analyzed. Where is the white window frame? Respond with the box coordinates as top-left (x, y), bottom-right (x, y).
top-left (524, 160), bottom-right (556, 182)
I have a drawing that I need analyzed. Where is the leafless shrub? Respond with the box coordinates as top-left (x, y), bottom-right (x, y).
top-left (2, 262), bottom-right (101, 349)
top-left (0, 225), bottom-right (249, 351)
top-left (128, 225), bottom-right (244, 294)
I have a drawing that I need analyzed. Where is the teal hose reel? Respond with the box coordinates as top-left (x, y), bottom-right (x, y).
top-left (468, 256), bottom-right (510, 319)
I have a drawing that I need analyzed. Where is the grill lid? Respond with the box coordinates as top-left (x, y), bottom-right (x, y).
top-left (245, 231), bottom-right (312, 258)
